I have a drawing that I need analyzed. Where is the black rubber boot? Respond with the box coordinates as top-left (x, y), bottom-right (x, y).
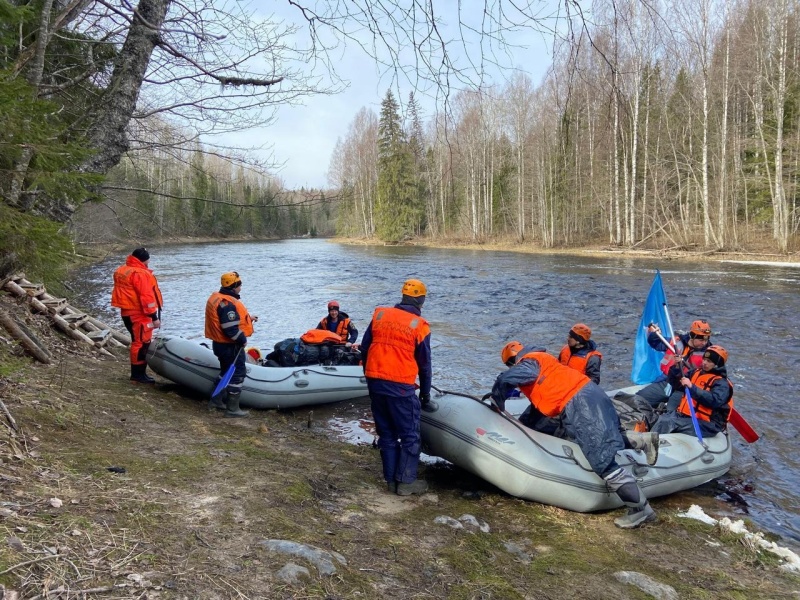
top-left (224, 391), bottom-right (249, 418)
top-left (130, 364), bottom-right (155, 384)
top-left (208, 379), bottom-right (227, 410)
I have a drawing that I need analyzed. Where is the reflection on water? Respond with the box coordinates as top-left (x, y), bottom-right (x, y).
top-left (70, 239), bottom-right (800, 548)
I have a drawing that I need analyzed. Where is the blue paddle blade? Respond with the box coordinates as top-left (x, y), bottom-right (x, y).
top-left (211, 363), bottom-right (235, 399)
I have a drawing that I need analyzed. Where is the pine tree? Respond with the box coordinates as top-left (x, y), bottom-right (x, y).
top-left (376, 89), bottom-right (417, 242)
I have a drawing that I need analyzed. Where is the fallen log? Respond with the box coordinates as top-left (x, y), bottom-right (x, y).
top-left (0, 310), bottom-right (51, 364)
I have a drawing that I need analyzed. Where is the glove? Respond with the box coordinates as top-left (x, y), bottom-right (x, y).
top-left (419, 393), bottom-right (430, 407)
top-left (506, 389), bottom-right (521, 398)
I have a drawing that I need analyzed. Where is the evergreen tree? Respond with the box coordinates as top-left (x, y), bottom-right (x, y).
top-left (376, 89), bottom-right (417, 242)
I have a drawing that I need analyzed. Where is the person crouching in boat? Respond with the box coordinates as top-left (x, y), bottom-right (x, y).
top-left (491, 342), bottom-right (657, 529)
top-left (558, 323), bottom-right (602, 384)
top-left (318, 300), bottom-right (359, 346)
top-left (651, 345), bottom-right (733, 438)
top-left (638, 319), bottom-right (713, 411)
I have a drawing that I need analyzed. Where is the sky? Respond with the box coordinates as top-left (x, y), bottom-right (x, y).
top-left (215, 2), bottom-right (560, 191)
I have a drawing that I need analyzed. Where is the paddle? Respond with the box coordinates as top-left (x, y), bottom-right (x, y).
top-left (651, 328), bottom-right (758, 443)
top-left (211, 346), bottom-right (244, 399)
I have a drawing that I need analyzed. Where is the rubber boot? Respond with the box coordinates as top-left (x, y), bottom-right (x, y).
top-left (130, 364), bottom-right (155, 384)
top-left (224, 391), bottom-right (249, 418)
top-left (387, 481), bottom-right (398, 493)
top-left (604, 468), bottom-right (656, 529)
top-left (624, 431), bottom-right (660, 465)
top-left (396, 479), bottom-right (428, 496)
top-left (208, 378), bottom-right (227, 410)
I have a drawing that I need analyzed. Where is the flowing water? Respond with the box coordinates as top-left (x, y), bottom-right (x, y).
top-left (70, 239), bottom-right (800, 547)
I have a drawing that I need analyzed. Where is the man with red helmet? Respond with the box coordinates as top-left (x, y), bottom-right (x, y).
top-left (491, 341), bottom-right (657, 529)
top-left (360, 279), bottom-right (432, 496)
top-left (638, 319), bottom-right (713, 411)
top-left (558, 323), bottom-right (603, 384)
top-left (652, 345), bottom-right (734, 437)
top-left (317, 300), bottom-right (358, 345)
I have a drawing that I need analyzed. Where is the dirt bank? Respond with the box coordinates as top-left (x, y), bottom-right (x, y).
top-left (1, 292), bottom-right (798, 599)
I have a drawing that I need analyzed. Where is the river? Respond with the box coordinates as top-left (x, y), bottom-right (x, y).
top-left (69, 238), bottom-right (800, 547)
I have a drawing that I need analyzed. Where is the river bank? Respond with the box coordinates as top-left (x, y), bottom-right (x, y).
top-left (1, 276), bottom-right (799, 598)
top-left (337, 235), bottom-right (800, 266)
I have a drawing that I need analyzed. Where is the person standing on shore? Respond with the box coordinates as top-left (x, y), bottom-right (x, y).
top-left (204, 271), bottom-right (258, 418)
top-left (360, 279), bottom-right (432, 496)
top-left (111, 247), bottom-right (162, 384)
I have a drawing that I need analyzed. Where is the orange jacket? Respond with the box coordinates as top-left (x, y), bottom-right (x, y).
top-left (204, 292), bottom-right (254, 343)
top-left (364, 306), bottom-right (430, 384)
top-left (518, 351), bottom-right (590, 417)
top-left (558, 345), bottom-right (602, 376)
top-left (318, 316), bottom-right (352, 342)
top-left (111, 256), bottom-right (163, 317)
top-left (677, 370), bottom-right (734, 424)
top-left (301, 329), bottom-right (343, 344)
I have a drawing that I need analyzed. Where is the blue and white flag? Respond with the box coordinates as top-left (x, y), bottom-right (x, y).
top-left (631, 271), bottom-right (671, 384)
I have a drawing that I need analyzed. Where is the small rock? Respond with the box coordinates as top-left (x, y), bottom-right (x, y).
top-left (49, 498), bottom-right (63, 508)
top-left (434, 516), bottom-right (463, 529)
top-left (276, 563), bottom-right (311, 584)
top-left (614, 571), bottom-right (678, 600)
top-left (7, 536), bottom-right (25, 552)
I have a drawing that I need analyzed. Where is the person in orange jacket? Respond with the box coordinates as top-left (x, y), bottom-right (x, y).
top-left (652, 345), bottom-right (733, 437)
top-left (360, 279), bottom-right (432, 496)
top-left (317, 300), bottom-right (358, 344)
top-left (491, 342), bottom-right (657, 529)
top-left (558, 323), bottom-right (602, 384)
top-left (111, 247), bottom-right (162, 384)
top-left (204, 271), bottom-right (258, 418)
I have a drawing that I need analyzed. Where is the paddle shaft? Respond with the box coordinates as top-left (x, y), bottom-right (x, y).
top-left (211, 345), bottom-right (244, 399)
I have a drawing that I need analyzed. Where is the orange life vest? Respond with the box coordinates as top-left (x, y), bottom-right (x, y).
top-left (364, 306), bottom-right (430, 384)
top-left (558, 345), bottom-right (602, 376)
top-left (677, 371), bottom-right (734, 423)
top-left (518, 351), bottom-right (590, 418)
top-left (111, 262), bottom-right (163, 316)
top-left (204, 292), bottom-right (254, 343)
top-left (319, 316), bottom-right (352, 342)
top-left (301, 329), bottom-right (343, 344)
top-left (660, 338), bottom-right (705, 376)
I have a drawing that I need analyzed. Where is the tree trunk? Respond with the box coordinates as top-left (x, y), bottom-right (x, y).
top-left (82, 0), bottom-right (172, 175)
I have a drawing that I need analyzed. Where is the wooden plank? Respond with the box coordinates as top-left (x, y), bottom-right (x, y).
top-left (42, 297), bottom-right (68, 311)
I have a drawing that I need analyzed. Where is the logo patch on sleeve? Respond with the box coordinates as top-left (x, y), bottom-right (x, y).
top-left (226, 311), bottom-right (237, 320)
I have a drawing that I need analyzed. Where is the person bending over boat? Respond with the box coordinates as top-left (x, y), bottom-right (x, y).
top-left (204, 271), bottom-right (259, 418)
top-left (558, 323), bottom-right (603, 384)
top-left (111, 247), bottom-right (163, 384)
top-left (360, 279), bottom-right (432, 497)
top-left (637, 319), bottom-right (713, 411)
top-left (491, 342), bottom-right (657, 529)
top-left (651, 345), bottom-right (733, 437)
top-left (317, 300), bottom-right (358, 345)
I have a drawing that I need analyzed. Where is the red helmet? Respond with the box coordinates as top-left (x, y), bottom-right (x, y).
top-left (327, 300), bottom-right (340, 310)
top-left (501, 341), bottom-right (524, 366)
top-left (703, 345), bottom-right (728, 366)
top-left (690, 320), bottom-right (712, 336)
top-left (570, 323), bottom-right (592, 342)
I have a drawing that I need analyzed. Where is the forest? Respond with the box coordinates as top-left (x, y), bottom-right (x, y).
top-left (1, 0), bottom-right (798, 278)
top-left (331, 0), bottom-right (800, 252)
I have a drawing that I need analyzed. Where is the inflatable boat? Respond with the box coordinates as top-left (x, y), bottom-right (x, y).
top-left (420, 388), bottom-right (731, 512)
top-left (147, 335), bottom-right (368, 409)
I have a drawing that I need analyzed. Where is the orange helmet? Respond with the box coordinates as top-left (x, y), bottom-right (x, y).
top-left (703, 345), bottom-right (728, 366)
top-left (221, 271), bottom-right (241, 287)
top-left (401, 279), bottom-right (427, 297)
top-left (327, 300), bottom-right (340, 310)
top-left (501, 341), bottom-right (524, 366)
top-left (690, 319), bottom-right (712, 336)
top-left (570, 323), bottom-right (592, 342)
